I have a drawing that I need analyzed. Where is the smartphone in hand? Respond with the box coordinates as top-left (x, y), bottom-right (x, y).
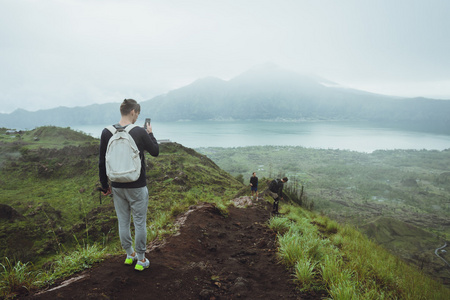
top-left (144, 118), bottom-right (151, 127)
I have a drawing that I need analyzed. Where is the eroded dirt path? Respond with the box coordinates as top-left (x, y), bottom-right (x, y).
top-left (23, 197), bottom-right (325, 299)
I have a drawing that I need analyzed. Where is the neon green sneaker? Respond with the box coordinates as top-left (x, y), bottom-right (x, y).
top-left (134, 258), bottom-right (150, 271)
top-left (124, 254), bottom-right (137, 265)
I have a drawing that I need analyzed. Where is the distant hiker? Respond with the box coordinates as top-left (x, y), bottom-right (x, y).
top-left (268, 177), bottom-right (288, 214)
top-left (99, 99), bottom-right (159, 271)
top-left (250, 172), bottom-right (258, 199)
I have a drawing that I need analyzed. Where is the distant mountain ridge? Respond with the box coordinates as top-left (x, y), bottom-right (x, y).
top-left (1, 64), bottom-right (450, 129)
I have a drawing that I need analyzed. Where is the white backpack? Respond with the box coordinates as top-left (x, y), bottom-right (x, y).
top-left (105, 124), bottom-right (141, 183)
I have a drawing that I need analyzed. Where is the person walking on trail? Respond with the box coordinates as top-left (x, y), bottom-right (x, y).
top-left (268, 177), bottom-right (288, 214)
top-left (99, 99), bottom-right (159, 271)
top-left (250, 172), bottom-right (258, 199)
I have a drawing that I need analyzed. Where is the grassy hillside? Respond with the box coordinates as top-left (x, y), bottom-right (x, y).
top-left (197, 146), bottom-right (450, 286)
top-left (0, 127), bottom-right (449, 298)
top-left (0, 127), bottom-right (101, 263)
top-left (0, 127), bottom-right (244, 297)
top-left (269, 202), bottom-right (450, 299)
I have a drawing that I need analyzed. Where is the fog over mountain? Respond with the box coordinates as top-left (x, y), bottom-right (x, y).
top-left (1, 65), bottom-right (450, 129)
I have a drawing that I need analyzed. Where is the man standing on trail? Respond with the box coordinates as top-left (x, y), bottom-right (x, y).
top-left (268, 177), bottom-right (288, 214)
top-left (99, 99), bottom-right (159, 271)
top-left (250, 172), bottom-right (258, 199)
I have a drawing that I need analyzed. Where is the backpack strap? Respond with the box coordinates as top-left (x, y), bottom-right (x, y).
top-left (106, 124), bottom-right (138, 135)
top-left (124, 124), bottom-right (138, 133)
top-left (106, 125), bottom-right (116, 135)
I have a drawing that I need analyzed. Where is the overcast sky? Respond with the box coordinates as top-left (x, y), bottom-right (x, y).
top-left (1, 0), bottom-right (450, 113)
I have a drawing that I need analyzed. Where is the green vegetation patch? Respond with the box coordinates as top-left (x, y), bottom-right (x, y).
top-left (0, 127), bottom-right (244, 298)
top-left (269, 204), bottom-right (450, 299)
top-left (197, 145), bottom-right (450, 285)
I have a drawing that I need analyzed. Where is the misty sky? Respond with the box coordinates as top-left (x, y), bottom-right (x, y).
top-left (1, 0), bottom-right (450, 113)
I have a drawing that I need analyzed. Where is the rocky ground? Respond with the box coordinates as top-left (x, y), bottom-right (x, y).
top-left (21, 197), bottom-right (327, 299)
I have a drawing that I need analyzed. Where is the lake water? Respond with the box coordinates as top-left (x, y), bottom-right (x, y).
top-left (72, 121), bottom-right (450, 153)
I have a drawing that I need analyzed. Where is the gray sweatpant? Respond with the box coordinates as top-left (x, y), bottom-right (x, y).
top-left (112, 187), bottom-right (149, 261)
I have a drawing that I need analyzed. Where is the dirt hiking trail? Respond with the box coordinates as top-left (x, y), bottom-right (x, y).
top-left (22, 197), bottom-right (326, 299)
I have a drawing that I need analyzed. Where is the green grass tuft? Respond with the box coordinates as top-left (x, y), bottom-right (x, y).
top-left (0, 258), bottom-right (40, 297)
top-left (293, 258), bottom-right (317, 291)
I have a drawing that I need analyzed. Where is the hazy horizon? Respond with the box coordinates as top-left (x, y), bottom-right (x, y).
top-left (1, 0), bottom-right (450, 113)
top-left (71, 121), bottom-right (450, 153)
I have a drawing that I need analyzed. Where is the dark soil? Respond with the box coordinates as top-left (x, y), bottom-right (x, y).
top-left (22, 197), bottom-right (327, 299)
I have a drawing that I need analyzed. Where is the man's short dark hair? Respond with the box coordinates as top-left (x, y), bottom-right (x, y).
top-left (120, 99), bottom-right (141, 116)
top-left (282, 177), bottom-right (288, 182)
